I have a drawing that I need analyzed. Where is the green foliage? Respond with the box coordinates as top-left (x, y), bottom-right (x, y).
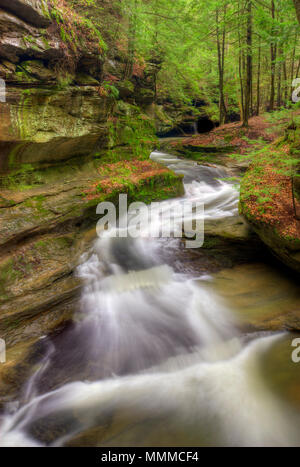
top-left (106, 108), bottom-right (157, 161)
top-left (44, 0), bottom-right (300, 120)
top-left (80, 17), bottom-right (107, 50)
top-left (50, 0), bottom-right (107, 52)
top-left (103, 82), bottom-right (120, 99)
top-left (114, 0), bottom-right (300, 117)
top-left (264, 107), bottom-right (300, 126)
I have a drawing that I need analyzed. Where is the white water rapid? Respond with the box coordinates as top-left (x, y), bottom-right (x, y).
top-left (0, 151), bottom-right (299, 447)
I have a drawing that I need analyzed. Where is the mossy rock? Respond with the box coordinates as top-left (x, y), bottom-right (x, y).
top-left (117, 80), bottom-right (135, 98)
top-left (0, 0), bottom-right (51, 27)
top-left (18, 60), bottom-right (56, 82)
top-left (135, 87), bottom-right (155, 104)
top-left (240, 172), bottom-right (300, 273)
top-left (74, 73), bottom-right (100, 86)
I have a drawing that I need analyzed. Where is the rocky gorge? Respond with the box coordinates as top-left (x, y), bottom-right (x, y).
top-left (0, 0), bottom-right (300, 446)
top-left (0, 0), bottom-right (188, 347)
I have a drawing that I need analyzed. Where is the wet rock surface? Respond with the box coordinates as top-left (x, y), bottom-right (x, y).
top-left (0, 0), bottom-right (51, 28)
top-left (205, 215), bottom-right (254, 241)
top-left (210, 263), bottom-right (300, 332)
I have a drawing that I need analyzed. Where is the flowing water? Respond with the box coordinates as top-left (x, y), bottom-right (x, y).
top-left (0, 151), bottom-right (300, 447)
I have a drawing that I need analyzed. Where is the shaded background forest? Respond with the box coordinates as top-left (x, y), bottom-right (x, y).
top-left (95, 0), bottom-right (300, 127)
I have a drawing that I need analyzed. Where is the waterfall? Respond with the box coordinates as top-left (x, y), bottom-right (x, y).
top-left (192, 121), bottom-right (199, 135)
top-left (1, 151), bottom-right (298, 447)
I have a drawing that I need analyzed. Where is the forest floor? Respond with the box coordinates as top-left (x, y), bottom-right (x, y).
top-left (241, 146), bottom-right (300, 240)
top-left (170, 110), bottom-right (300, 242)
top-left (170, 112), bottom-right (300, 153)
top-left (238, 113), bottom-right (300, 241)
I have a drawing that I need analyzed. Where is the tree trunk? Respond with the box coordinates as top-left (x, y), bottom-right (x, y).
top-left (269, 0), bottom-right (277, 111)
top-left (216, 7), bottom-right (227, 125)
top-left (294, 0), bottom-right (300, 25)
top-left (124, 0), bottom-right (138, 79)
top-left (290, 35), bottom-right (297, 85)
top-left (277, 48), bottom-right (282, 108)
top-left (256, 40), bottom-right (261, 115)
top-left (238, 0), bottom-right (244, 121)
top-left (283, 60), bottom-right (288, 104)
top-left (243, 0), bottom-right (252, 127)
top-left (292, 1), bottom-right (300, 219)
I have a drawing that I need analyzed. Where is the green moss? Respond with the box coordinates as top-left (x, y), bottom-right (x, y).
top-left (50, 3), bottom-right (107, 52)
top-left (0, 258), bottom-right (27, 297)
top-left (57, 73), bottom-right (74, 88)
top-left (41, 0), bottom-right (51, 19)
top-left (3, 160), bottom-right (43, 190)
top-left (41, 37), bottom-right (51, 49)
top-left (202, 237), bottom-right (223, 249)
top-left (83, 171), bottom-right (183, 214)
top-left (34, 240), bottom-right (47, 249)
top-left (33, 235), bottom-right (74, 254)
top-left (30, 196), bottom-right (48, 217)
top-left (104, 107), bottom-right (158, 162)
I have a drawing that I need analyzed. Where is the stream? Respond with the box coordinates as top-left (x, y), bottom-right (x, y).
top-left (0, 151), bottom-right (300, 447)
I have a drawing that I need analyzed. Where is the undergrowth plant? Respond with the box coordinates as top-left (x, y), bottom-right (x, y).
top-left (50, 0), bottom-right (107, 55)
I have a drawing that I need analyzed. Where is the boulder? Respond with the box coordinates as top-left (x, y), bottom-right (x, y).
top-left (0, 0), bottom-right (51, 28)
top-left (74, 73), bottom-right (100, 86)
top-left (116, 80), bottom-right (135, 99)
top-left (240, 165), bottom-right (300, 274)
top-left (0, 86), bottom-right (111, 167)
top-left (17, 59), bottom-right (57, 82)
top-left (0, 9), bottom-right (61, 63)
top-left (205, 215), bottom-right (254, 241)
top-left (0, 59), bottom-right (16, 80)
top-left (211, 262), bottom-right (300, 332)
